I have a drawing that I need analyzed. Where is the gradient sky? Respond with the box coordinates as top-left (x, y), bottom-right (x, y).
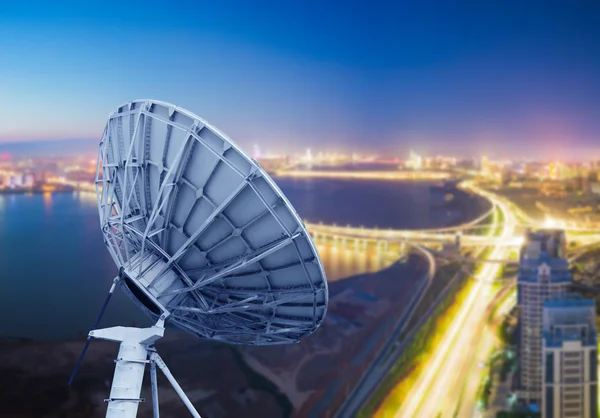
top-left (0, 1), bottom-right (599, 159)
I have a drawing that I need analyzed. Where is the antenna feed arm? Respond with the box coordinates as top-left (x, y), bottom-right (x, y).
top-left (89, 326), bottom-right (164, 345)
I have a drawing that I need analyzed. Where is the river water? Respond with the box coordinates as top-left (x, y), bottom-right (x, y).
top-left (0, 178), bottom-right (468, 339)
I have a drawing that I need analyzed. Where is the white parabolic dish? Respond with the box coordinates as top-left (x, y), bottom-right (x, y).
top-left (96, 99), bottom-right (328, 345)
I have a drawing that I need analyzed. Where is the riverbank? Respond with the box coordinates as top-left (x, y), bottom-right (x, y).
top-left (241, 253), bottom-right (430, 417)
top-left (0, 331), bottom-right (289, 418)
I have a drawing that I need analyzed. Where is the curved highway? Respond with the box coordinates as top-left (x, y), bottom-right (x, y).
top-left (308, 177), bottom-right (600, 418)
top-left (393, 185), bottom-right (516, 418)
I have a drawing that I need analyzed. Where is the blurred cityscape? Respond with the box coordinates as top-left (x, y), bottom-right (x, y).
top-left (4, 147), bottom-right (600, 227)
top-left (2, 142), bottom-right (600, 418)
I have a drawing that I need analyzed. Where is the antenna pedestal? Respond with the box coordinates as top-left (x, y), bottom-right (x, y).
top-left (90, 326), bottom-right (163, 418)
top-left (90, 324), bottom-right (202, 418)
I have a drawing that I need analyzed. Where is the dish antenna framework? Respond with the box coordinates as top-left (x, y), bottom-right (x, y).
top-left (68, 99), bottom-right (328, 418)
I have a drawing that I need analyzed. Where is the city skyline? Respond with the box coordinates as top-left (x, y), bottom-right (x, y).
top-left (1, 2), bottom-right (600, 159)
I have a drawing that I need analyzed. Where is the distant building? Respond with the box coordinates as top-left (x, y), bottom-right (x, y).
top-left (23, 174), bottom-right (35, 187)
top-left (406, 150), bottom-right (422, 170)
top-left (305, 148), bottom-right (313, 164)
top-left (542, 294), bottom-right (597, 418)
top-left (8, 174), bottom-right (23, 188)
top-left (481, 155), bottom-right (489, 172)
top-left (581, 175), bottom-right (591, 194)
top-left (498, 169), bottom-right (511, 186)
top-left (517, 230), bottom-right (571, 407)
top-left (520, 229), bottom-right (566, 260)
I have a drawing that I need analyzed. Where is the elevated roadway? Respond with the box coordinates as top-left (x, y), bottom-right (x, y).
top-left (307, 225), bottom-right (525, 248)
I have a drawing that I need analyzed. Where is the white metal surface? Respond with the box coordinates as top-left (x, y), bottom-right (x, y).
top-left (91, 323), bottom-right (203, 418)
top-left (150, 352), bottom-right (202, 418)
top-left (90, 326), bottom-right (164, 418)
top-left (150, 361), bottom-right (159, 418)
top-left (96, 100), bottom-right (328, 345)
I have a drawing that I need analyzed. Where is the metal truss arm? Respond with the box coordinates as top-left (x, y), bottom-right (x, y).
top-left (150, 360), bottom-right (160, 418)
top-left (150, 352), bottom-right (202, 418)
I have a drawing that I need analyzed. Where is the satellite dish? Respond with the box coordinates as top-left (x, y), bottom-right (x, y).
top-left (69, 100), bottom-right (328, 418)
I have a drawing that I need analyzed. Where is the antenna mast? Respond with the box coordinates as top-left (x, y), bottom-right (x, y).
top-left (90, 318), bottom-right (202, 418)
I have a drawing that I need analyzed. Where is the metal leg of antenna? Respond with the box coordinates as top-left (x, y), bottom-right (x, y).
top-left (105, 340), bottom-right (148, 418)
top-left (150, 352), bottom-right (202, 418)
top-left (150, 360), bottom-right (160, 418)
top-left (89, 326), bottom-right (164, 418)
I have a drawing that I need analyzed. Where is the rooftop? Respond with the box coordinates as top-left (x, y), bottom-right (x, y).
top-left (518, 252), bottom-right (571, 283)
top-left (543, 294), bottom-right (597, 348)
top-left (543, 326), bottom-right (597, 348)
top-left (521, 228), bottom-right (566, 259)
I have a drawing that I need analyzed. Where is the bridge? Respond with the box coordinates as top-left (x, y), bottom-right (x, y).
top-left (307, 224), bottom-right (525, 247)
top-left (48, 177), bottom-right (96, 192)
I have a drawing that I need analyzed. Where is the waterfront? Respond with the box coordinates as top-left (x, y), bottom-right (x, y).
top-left (0, 178), bottom-right (486, 340)
top-left (0, 192), bottom-right (392, 340)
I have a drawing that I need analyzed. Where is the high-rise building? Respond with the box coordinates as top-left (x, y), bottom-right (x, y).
top-left (542, 294), bottom-right (597, 418)
top-left (517, 230), bottom-right (571, 406)
top-left (8, 174), bottom-right (23, 188)
top-left (23, 174), bottom-right (35, 187)
top-left (406, 150), bottom-right (422, 170)
top-left (306, 148), bottom-right (313, 164)
top-left (481, 155), bottom-right (489, 172)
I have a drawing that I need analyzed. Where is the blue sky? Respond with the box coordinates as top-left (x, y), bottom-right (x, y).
top-left (0, 1), bottom-right (599, 158)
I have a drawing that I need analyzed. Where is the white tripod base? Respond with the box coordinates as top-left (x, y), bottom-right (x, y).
top-left (89, 324), bottom-right (202, 418)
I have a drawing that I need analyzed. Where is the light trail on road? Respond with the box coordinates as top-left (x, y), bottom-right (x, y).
top-left (392, 185), bottom-right (516, 418)
top-left (315, 178), bottom-right (600, 417)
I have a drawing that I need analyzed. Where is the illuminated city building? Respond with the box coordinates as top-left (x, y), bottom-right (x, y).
top-left (406, 150), bottom-right (422, 170)
top-left (481, 155), bottom-right (489, 173)
top-left (517, 230), bottom-right (571, 407)
top-left (305, 148), bottom-right (313, 164)
top-left (6, 174), bottom-right (23, 188)
top-left (23, 174), bottom-right (34, 187)
top-left (547, 162), bottom-right (579, 180)
top-left (542, 294), bottom-right (597, 418)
